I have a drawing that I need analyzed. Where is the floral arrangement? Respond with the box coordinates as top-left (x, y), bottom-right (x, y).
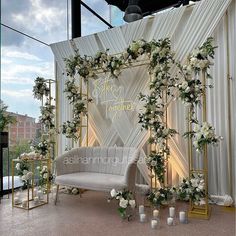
top-left (62, 78), bottom-right (91, 140)
top-left (177, 173), bottom-right (206, 205)
top-left (32, 140), bottom-right (51, 156)
top-left (61, 186), bottom-right (80, 195)
top-left (15, 161), bottom-right (33, 187)
top-left (184, 122), bottom-right (222, 152)
top-left (61, 120), bottom-right (80, 140)
top-left (39, 101), bottom-right (55, 130)
top-left (33, 77), bottom-right (50, 100)
top-left (146, 151), bottom-right (166, 184)
top-left (187, 37), bottom-right (216, 76)
top-left (19, 151), bottom-right (42, 160)
top-left (109, 189), bottom-right (136, 220)
top-left (177, 76), bottom-right (204, 106)
top-left (147, 187), bottom-right (176, 207)
top-left (36, 165), bottom-right (53, 187)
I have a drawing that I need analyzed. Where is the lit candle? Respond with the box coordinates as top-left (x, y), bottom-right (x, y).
top-left (14, 197), bottom-right (21, 204)
top-left (153, 209), bottom-right (159, 218)
top-left (34, 188), bottom-right (38, 197)
top-left (34, 196), bottom-right (39, 204)
top-left (179, 211), bottom-right (186, 223)
top-left (22, 200), bottom-right (28, 208)
top-left (169, 207), bottom-right (175, 217)
top-left (140, 213), bottom-right (146, 222)
top-left (37, 190), bottom-right (43, 200)
top-left (167, 217), bottom-right (173, 226)
top-left (139, 205), bottom-right (145, 214)
top-left (151, 219), bottom-right (158, 229)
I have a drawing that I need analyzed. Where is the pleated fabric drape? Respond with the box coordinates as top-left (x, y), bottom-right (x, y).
top-left (50, 0), bottom-right (235, 201)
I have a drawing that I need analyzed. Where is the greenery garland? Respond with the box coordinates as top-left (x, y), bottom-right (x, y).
top-left (33, 77), bottom-right (50, 100)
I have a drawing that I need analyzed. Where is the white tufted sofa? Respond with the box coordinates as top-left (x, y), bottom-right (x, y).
top-left (54, 146), bottom-right (140, 203)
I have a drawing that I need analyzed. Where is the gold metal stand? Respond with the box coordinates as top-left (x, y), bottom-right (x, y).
top-left (188, 71), bottom-right (210, 219)
top-left (78, 77), bottom-right (89, 147)
top-left (12, 158), bottom-right (50, 210)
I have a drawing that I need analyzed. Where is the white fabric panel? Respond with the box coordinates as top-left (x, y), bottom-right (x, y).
top-left (149, 6), bottom-right (186, 40)
top-left (73, 34), bottom-right (100, 56)
top-left (97, 27), bottom-right (127, 54)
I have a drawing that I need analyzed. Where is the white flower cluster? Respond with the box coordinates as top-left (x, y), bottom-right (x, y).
top-left (110, 189), bottom-right (136, 209)
top-left (19, 151), bottom-right (42, 160)
top-left (37, 165), bottom-right (48, 179)
top-left (177, 79), bottom-right (203, 106)
top-left (61, 186), bottom-right (80, 195)
top-left (39, 101), bottom-right (55, 130)
top-left (193, 122), bottom-right (223, 152)
top-left (62, 120), bottom-right (80, 140)
top-left (189, 49), bottom-right (211, 71)
top-left (178, 173), bottom-right (206, 206)
top-left (15, 163), bottom-right (33, 183)
top-left (33, 77), bottom-right (50, 100)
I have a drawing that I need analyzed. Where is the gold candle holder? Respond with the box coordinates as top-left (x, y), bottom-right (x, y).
top-left (12, 158), bottom-right (50, 210)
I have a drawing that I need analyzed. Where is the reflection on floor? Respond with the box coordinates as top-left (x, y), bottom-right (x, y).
top-left (0, 190), bottom-right (235, 236)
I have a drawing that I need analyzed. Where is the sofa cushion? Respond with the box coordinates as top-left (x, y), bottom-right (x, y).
top-left (55, 172), bottom-right (127, 192)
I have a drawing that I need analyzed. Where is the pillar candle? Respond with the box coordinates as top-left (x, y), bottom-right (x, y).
top-left (14, 197), bottom-right (21, 204)
top-left (140, 213), bottom-right (146, 222)
top-left (139, 205), bottom-right (144, 214)
top-left (151, 219), bottom-right (158, 229)
top-left (167, 217), bottom-right (173, 226)
top-left (153, 209), bottom-right (159, 218)
top-left (22, 200), bottom-right (28, 208)
top-left (34, 196), bottom-right (39, 204)
top-left (169, 207), bottom-right (175, 217)
top-left (38, 190), bottom-right (43, 200)
top-left (179, 211), bottom-right (186, 223)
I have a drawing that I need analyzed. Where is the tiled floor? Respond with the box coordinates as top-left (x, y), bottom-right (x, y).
top-left (0, 191), bottom-right (235, 236)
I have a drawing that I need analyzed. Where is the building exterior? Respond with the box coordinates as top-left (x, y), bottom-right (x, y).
top-left (7, 112), bottom-right (41, 146)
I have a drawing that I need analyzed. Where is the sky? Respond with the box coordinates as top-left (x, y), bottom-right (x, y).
top-left (1, 0), bottom-right (123, 120)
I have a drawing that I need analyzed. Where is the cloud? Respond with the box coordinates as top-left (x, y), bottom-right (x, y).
top-left (3, 51), bottom-right (41, 61)
top-left (1, 0), bottom-right (68, 46)
top-left (2, 89), bottom-right (33, 98)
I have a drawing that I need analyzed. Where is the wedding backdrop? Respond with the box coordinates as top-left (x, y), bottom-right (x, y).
top-left (50, 0), bottom-right (236, 204)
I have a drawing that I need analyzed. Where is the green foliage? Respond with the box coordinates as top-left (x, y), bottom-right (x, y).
top-left (0, 101), bottom-right (16, 132)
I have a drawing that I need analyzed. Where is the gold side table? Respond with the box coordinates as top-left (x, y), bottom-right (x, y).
top-left (12, 158), bottom-right (50, 210)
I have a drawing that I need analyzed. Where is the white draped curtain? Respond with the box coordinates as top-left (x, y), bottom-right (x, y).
top-left (51, 0), bottom-right (236, 202)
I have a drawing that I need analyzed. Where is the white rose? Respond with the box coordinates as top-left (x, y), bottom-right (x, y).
top-left (119, 198), bottom-right (128, 208)
top-left (123, 52), bottom-right (129, 60)
top-left (72, 188), bottom-right (79, 194)
top-left (110, 189), bottom-right (117, 198)
top-left (151, 160), bottom-right (157, 167)
top-left (43, 173), bottom-right (48, 179)
top-left (198, 184), bottom-right (204, 191)
top-left (185, 86), bottom-right (190, 93)
top-left (182, 81), bottom-right (188, 89)
top-left (199, 199), bottom-right (206, 205)
top-left (113, 70), bottom-right (120, 77)
top-left (191, 179), bottom-right (198, 188)
top-left (16, 163), bottom-right (21, 170)
top-left (129, 200), bottom-right (136, 209)
top-left (138, 48), bottom-right (144, 54)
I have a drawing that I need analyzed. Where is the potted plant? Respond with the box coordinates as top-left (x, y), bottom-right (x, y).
top-left (0, 101), bottom-right (16, 147)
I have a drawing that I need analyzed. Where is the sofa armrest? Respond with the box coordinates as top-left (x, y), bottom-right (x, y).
top-left (124, 149), bottom-right (140, 192)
